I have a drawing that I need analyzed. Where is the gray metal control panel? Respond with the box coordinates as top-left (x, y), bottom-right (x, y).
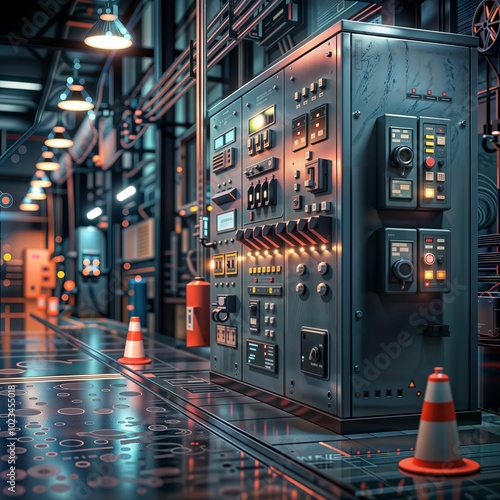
top-left (208, 20), bottom-right (478, 430)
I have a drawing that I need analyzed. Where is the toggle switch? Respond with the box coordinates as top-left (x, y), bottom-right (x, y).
top-left (255, 133), bottom-right (263, 153)
top-left (276, 222), bottom-right (298, 246)
top-left (254, 182), bottom-right (262, 208)
top-left (297, 218), bottom-right (318, 244)
top-left (247, 183), bottom-right (255, 210)
top-left (253, 226), bottom-right (271, 249)
top-left (286, 220), bottom-right (309, 245)
top-left (235, 229), bottom-right (255, 250)
top-left (308, 215), bottom-right (332, 243)
top-left (262, 176), bottom-right (277, 207)
top-left (262, 224), bottom-right (282, 248)
top-left (244, 228), bottom-right (261, 250)
top-left (247, 137), bottom-right (255, 156)
top-left (262, 129), bottom-right (272, 149)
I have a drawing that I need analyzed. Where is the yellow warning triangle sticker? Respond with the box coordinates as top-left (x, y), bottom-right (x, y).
top-left (408, 380), bottom-right (416, 388)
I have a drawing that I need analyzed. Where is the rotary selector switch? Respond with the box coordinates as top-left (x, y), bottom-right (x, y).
top-left (392, 145), bottom-right (413, 176)
top-left (317, 261), bottom-right (329, 275)
top-left (392, 259), bottom-right (414, 281)
top-left (296, 283), bottom-right (306, 295)
top-left (309, 346), bottom-right (321, 363)
top-left (296, 263), bottom-right (307, 276)
top-left (316, 283), bottom-right (328, 296)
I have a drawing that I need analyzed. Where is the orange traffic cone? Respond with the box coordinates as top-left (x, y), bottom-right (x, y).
top-left (36, 293), bottom-right (47, 311)
top-left (47, 296), bottom-right (59, 316)
top-left (399, 366), bottom-right (480, 476)
top-left (118, 316), bottom-right (152, 365)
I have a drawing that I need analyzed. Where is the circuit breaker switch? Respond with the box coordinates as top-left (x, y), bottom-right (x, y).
top-left (248, 299), bottom-right (260, 333)
top-left (304, 159), bottom-right (328, 194)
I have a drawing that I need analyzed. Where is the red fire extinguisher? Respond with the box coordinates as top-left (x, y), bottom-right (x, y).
top-left (186, 277), bottom-right (210, 347)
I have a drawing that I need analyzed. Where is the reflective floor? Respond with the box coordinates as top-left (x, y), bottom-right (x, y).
top-left (1, 315), bottom-right (500, 499)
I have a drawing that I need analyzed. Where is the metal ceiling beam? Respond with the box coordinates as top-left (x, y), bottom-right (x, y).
top-left (0, 35), bottom-right (154, 57)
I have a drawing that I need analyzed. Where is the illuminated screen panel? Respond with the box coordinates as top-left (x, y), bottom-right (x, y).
top-left (214, 127), bottom-right (237, 151)
top-left (248, 106), bottom-right (275, 135)
top-left (216, 210), bottom-right (236, 233)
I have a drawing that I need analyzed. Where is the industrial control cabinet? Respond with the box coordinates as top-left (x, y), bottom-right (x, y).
top-left (208, 20), bottom-right (479, 432)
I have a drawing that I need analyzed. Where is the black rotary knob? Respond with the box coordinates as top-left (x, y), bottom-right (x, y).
top-left (309, 346), bottom-right (321, 363)
top-left (392, 145), bottom-right (413, 168)
top-left (392, 259), bottom-right (414, 281)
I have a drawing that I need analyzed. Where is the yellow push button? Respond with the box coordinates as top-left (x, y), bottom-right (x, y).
top-left (276, 265), bottom-right (282, 273)
top-left (425, 188), bottom-right (435, 198)
top-left (424, 270), bottom-right (434, 280)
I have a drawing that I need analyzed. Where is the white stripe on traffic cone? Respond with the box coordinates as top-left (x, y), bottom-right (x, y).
top-left (118, 316), bottom-right (151, 365)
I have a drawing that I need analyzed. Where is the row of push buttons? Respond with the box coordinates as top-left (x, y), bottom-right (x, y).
top-left (294, 78), bottom-right (326, 101)
top-left (264, 301), bottom-right (277, 338)
top-left (249, 266), bottom-right (282, 274)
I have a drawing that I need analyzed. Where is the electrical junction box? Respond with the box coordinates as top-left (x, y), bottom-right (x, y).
top-left (208, 20), bottom-right (479, 432)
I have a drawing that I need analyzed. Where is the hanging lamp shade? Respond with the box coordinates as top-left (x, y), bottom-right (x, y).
top-left (58, 83), bottom-right (94, 111)
top-left (20, 197), bottom-right (39, 211)
top-left (36, 150), bottom-right (60, 171)
top-left (45, 126), bottom-right (73, 149)
top-left (26, 186), bottom-right (47, 201)
top-left (31, 171), bottom-right (52, 188)
top-left (84, 3), bottom-right (133, 50)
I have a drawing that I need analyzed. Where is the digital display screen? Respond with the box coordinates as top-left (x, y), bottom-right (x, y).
top-left (214, 127), bottom-right (236, 151)
top-left (214, 136), bottom-right (224, 150)
top-left (225, 128), bottom-right (235, 144)
top-left (246, 340), bottom-right (277, 373)
top-left (216, 210), bottom-right (236, 233)
top-left (248, 106), bottom-right (275, 135)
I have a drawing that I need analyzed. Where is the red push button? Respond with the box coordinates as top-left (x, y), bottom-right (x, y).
top-left (424, 253), bottom-right (436, 265)
top-left (424, 157), bottom-right (436, 168)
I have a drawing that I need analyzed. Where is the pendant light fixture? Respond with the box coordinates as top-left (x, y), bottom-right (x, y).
top-left (26, 186), bottom-right (47, 201)
top-left (31, 171), bottom-right (52, 188)
top-left (84, 2), bottom-right (133, 50)
top-left (20, 197), bottom-right (39, 211)
top-left (58, 58), bottom-right (94, 111)
top-left (45, 125), bottom-right (73, 149)
top-left (36, 150), bottom-right (60, 171)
